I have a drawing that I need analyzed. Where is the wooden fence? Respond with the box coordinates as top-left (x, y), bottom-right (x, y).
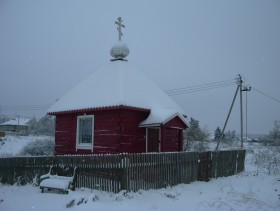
top-left (0, 150), bottom-right (245, 193)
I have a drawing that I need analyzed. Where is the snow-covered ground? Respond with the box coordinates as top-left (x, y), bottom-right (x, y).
top-left (0, 135), bottom-right (53, 157)
top-left (0, 136), bottom-right (279, 211)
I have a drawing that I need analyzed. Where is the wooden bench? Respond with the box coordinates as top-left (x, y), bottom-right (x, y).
top-left (39, 166), bottom-right (77, 194)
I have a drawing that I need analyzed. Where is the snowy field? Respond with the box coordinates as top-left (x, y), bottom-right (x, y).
top-left (0, 136), bottom-right (280, 211)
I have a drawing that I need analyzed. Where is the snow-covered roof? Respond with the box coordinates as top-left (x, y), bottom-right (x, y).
top-left (48, 60), bottom-right (188, 126)
top-left (49, 60), bottom-right (185, 112)
top-left (139, 107), bottom-right (188, 127)
top-left (0, 117), bottom-right (30, 126)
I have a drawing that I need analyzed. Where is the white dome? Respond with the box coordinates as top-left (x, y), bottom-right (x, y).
top-left (110, 41), bottom-right (129, 59)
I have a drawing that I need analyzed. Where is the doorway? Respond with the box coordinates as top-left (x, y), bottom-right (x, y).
top-left (147, 128), bottom-right (160, 152)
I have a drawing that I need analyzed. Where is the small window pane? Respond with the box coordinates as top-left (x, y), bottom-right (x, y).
top-left (78, 117), bottom-right (92, 144)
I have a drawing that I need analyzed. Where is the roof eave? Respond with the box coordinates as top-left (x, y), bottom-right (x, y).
top-left (48, 105), bottom-right (150, 115)
top-left (139, 123), bottom-right (161, 128)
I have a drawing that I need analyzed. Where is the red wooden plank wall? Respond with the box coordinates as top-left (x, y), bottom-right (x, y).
top-left (161, 116), bottom-right (186, 152)
top-left (55, 109), bottom-right (149, 155)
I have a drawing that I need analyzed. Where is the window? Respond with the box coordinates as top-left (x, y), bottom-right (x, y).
top-left (76, 115), bottom-right (94, 150)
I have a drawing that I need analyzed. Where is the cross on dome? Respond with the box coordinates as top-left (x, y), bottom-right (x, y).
top-left (115, 17), bottom-right (125, 41)
top-left (110, 17), bottom-right (129, 60)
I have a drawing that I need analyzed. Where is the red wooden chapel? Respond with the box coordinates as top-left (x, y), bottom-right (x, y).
top-left (48, 17), bottom-right (188, 155)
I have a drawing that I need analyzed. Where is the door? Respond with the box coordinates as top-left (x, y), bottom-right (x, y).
top-left (147, 128), bottom-right (160, 152)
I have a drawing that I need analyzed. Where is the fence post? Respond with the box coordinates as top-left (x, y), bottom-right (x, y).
top-left (120, 154), bottom-right (130, 191)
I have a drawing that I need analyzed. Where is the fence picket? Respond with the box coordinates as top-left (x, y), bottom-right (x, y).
top-left (0, 150), bottom-right (245, 192)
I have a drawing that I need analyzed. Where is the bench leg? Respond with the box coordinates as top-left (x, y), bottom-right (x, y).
top-left (41, 188), bottom-right (44, 193)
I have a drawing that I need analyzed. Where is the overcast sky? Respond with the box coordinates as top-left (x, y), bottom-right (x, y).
top-left (0, 0), bottom-right (280, 135)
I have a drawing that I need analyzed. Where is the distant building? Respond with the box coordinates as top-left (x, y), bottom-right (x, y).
top-left (0, 117), bottom-right (30, 133)
top-left (48, 18), bottom-right (189, 155)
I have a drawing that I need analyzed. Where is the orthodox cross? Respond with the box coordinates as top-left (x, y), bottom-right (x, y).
top-left (115, 17), bottom-right (125, 41)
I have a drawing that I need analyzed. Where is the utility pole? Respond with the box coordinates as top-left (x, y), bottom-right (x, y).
top-left (216, 74), bottom-right (251, 151)
top-left (238, 74), bottom-right (251, 149)
top-left (238, 75), bottom-right (244, 149)
top-left (215, 84), bottom-right (240, 151)
top-left (246, 90), bottom-right (248, 141)
top-left (242, 85), bottom-right (251, 144)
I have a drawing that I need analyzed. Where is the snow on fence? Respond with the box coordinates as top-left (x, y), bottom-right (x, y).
top-left (0, 150), bottom-right (245, 193)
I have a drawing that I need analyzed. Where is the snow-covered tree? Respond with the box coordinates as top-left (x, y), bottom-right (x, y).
top-left (27, 116), bottom-right (37, 133)
top-left (0, 115), bottom-right (10, 124)
top-left (187, 118), bottom-right (209, 141)
top-left (223, 130), bottom-right (236, 142)
top-left (185, 117), bottom-right (209, 151)
top-left (214, 127), bottom-right (222, 141)
top-left (37, 115), bottom-right (55, 135)
top-left (266, 121), bottom-right (280, 146)
top-left (270, 121), bottom-right (280, 138)
top-left (27, 115), bottom-right (55, 136)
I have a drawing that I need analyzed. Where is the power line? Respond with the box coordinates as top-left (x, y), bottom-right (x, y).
top-left (166, 82), bottom-right (235, 95)
top-left (252, 87), bottom-right (280, 103)
top-left (0, 104), bottom-right (51, 111)
top-left (165, 79), bottom-right (237, 96)
top-left (165, 79), bottom-right (236, 92)
top-left (6, 79), bottom-right (278, 113)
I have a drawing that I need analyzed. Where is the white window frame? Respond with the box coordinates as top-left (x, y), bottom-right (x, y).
top-left (76, 115), bottom-right (94, 151)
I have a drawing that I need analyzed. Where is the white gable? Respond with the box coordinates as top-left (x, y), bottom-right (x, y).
top-left (139, 106), bottom-right (188, 127)
top-left (48, 60), bottom-right (186, 120)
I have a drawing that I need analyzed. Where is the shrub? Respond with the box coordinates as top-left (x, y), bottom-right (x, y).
top-left (251, 147), bottom-right (280, 175)
top-left (18, 139), bottom-right (54, 156)
top-left (27, 115), bottom-right (55, 136)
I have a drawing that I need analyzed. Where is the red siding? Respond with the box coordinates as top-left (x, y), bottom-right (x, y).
top-left (118, 110), bottom-right (148, 153)
top-left (54, 109), bottom-right (187, 155)
top-left (161, 127), bottom-right (182, 152)
top-left (55, 113), bottom-right (77, 155)
top-left (54, 108), bottom-right (149, 155)
top-left (94, 110), bottom-right (122, 154)
top-left (164, 116), bottom-right (187, 129)
top-left (160, 116), bottom-right (187, 152)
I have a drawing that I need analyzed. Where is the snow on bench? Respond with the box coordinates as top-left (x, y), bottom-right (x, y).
top-left (39, 166), bottom-right (76, 194)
